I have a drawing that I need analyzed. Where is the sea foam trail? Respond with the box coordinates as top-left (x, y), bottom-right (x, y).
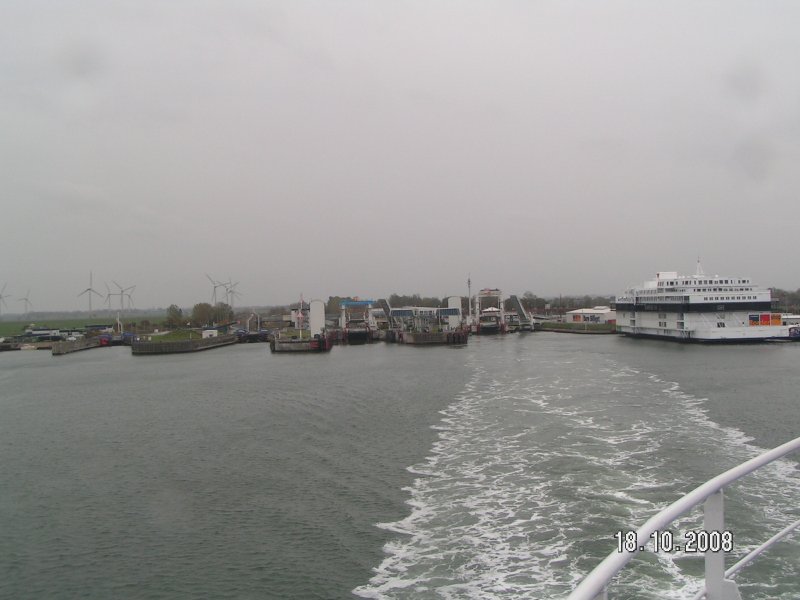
top-left (354, 339), bottom-right (800, 600)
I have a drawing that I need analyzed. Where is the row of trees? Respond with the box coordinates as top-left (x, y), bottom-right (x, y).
top-left (320, 295), bottom-right (448, 315)
top-left (160, 292), bottom-right (620, 328)
top-left (157, 287), bottom-right (799, 331)
top-left (516, 292), bottom-right (615, 313)
top-left (770, 288), bottom-right (800, 313)
top-left (326, 292), bottom-right (614, 315)
top-left (164, 302), bottom-right (234, 328)
top-left (142, 287), bottom-right (800, 333)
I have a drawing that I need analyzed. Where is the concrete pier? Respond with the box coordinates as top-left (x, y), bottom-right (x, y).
top-left (131, 333), bottom-right (238, 355)
top-left (52, 338), bottom-right (101, 355)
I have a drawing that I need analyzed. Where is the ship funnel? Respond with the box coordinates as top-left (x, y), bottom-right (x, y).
top-left (309, 300), bottom-right (326, 335)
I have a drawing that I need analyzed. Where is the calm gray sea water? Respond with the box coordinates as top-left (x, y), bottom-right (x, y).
top-left (1, 335), bottom-right (798, 599)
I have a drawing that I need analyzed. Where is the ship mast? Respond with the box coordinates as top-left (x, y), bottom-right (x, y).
top-left (467, 275), bottom-right (472, 324)
top-left (695, 258), bottom-right (705, 277)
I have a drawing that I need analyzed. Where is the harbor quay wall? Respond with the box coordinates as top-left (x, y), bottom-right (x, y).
top-left (539, 323), bottom-right (616, 335)
top-left (131, 333), bottom-right (238, 355)
top-left (541, 328), bottom-right (617, 335)
top-left (271, 340), bottom-right (316, 352)
top-left (52, 338), bottom-right (102, 355)
top-left (388, 330), bottom-right (469, 345)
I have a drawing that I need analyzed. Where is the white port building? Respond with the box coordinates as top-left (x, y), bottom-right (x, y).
top-left (564, 306), bottom-right (616, 325)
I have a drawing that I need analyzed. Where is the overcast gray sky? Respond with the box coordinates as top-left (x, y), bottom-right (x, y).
top-left (2, 1), bottom-right (799, 311)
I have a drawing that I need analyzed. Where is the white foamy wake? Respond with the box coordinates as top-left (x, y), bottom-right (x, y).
top-left (354, 344), bottom-right (800, 599)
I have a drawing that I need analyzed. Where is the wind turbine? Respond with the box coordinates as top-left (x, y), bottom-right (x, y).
top-left (0, 283), bottom-right (11, 319)
top-left (78, 272), bottom-right (103, 317)
top-left (224, 280), bottom-right (242, 311)
top-left (18, 289), bottom-right (33, 317)
top-left (105, 281), bottom-right (134, 334)
top-left (104, 282), bottom-right (117, 310)
top-left (206, 274), bottom-right (226, 305)
top-left (112, 281), bottom-right (135, 311)
top-left (124, 285), bottom-right (136, 309)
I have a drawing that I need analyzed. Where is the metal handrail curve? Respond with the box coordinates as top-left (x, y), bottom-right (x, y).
top-left (568, 436), bottom-right (800, 600)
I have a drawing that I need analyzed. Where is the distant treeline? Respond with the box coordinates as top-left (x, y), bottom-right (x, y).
top-left (165, 287), bottom-right (800, 330)
top-left (771, 288), bottom-right (800, 313)
top-left (17, 287), bottom-right (796, 333)
top-left (515, 292), bottom-right (614, 313)
top-left (232, 288), bottom-right (800, 316)
top-left (323, 292), bottom-right (615, 315)
top-left (164, 302), bottom-right (234, 328)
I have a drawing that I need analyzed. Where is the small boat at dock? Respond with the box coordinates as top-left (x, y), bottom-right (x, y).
top-left (477, 307), bottom-right (503, 334)
top-left (472, 288), bottom-right (507, 334)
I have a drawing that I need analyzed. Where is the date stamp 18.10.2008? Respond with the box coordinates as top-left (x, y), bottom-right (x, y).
top-left (614, 529), bottom-right (734, 553)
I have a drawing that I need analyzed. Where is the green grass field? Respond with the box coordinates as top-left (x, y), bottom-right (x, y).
top-left (140, 329), bottom-right (200, 342)
top-left (0, 318), bottom-right (148, 338)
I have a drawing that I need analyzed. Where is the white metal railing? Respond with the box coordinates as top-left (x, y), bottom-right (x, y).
top-left (690, 517), bottom-right (800, 600)
top-left (568, 436), bottom-right (800, 600)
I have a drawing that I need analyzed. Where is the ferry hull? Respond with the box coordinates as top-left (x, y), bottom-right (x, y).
top-left (475, 322), bottom-right (505, 335)
top-left (343, 328), bottom-right (371, 344)
top-left (617, 325), bottom-right (798, 343)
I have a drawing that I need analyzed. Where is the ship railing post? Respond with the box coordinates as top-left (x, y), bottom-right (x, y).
top-left (704, 489), bottom-right (742, 600)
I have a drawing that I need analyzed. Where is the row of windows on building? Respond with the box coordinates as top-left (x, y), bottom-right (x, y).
top-left (646, 287), bottom-right (755, 295)
top-left (658, 279), bottom-right (751, 287)
top-left (634, 295), bottom-right (684, 301)
top-left (694, 287), bottom-right (754, 292)
top-left (628, 317), bottom-right (769, 330)
top-left (635, 294), bottom-right (759, 302)
top-left (702, 296), bottom-right (758, 301)
top-left (630, 320), bottom-right (686, 330)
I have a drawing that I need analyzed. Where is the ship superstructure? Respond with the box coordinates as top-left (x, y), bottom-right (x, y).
top-left (616, 263), bottom-right (797, 342)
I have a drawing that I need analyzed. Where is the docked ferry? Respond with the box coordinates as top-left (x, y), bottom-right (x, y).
top-left (472, 288), bottom-right (507, 334)
top-left (616, 265), bottom-right (799, 342)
